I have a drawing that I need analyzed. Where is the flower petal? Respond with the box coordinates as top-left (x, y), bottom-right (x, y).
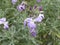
top-left (0, 18), bottom-right (6, 24)
top-left (4, 22), bottom-right (9, 29)
top-left (27, 21), bottom-right (36, 29)
top-left (34, 14), bottom-right (44, 22)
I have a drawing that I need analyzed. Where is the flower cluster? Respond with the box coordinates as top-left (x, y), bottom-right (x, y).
top-left (24, 13), bottom-right (44, 37)
top-left (0, 18), bottom-right (9, 29)
top-left (24, 18), bottom-right (36, 37)
top-left (11, 0), bottom-right (45, 37)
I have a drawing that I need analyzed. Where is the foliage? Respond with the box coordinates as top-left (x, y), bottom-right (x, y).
top-left (0, 0), bottom-right (60, 45)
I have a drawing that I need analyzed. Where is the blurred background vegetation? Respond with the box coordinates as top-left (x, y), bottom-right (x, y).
top-left (0, 0), bottom-right (60, 45)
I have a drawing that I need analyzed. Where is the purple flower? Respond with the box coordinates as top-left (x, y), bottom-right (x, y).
top-left (34, 14), bottom-right (44, 22)
top-left (24, 18), bottom-right (37, 37)
top-left (36, 0), bottom-right (41, 2)
top-left (17, 4), bottom-right (25, 12)
top-left (27, 22), bottom-right (36, 37)
top-left (31, 31), bottom-right (36, 37)
top-left (34, 5), bottom-right (37, 9)
top-left (12, 0), bottom-right (17, 5)
top-left (0, 18), bottom-right (6, 24)
top-left (30, 7), bottom-right (32, 10)
top-left (24, 18), bottom-right (32, 27)
top-left (0, 18), bottom-right (9, 29)
top-left (30, 28), bottom-right (36, 37)
top-left (24, 18), bottom-right (36, 29)
top-left (27, 21), bottom-right (36, 30)
top-left (39, 6), bottom-right (43, 11)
